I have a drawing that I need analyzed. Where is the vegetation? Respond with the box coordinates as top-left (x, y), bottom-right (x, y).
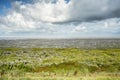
top-left (0, 48), bottom-right (120, 80)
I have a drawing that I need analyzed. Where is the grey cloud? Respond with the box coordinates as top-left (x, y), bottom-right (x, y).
top-left (67, 0), bottom-right (120, 22)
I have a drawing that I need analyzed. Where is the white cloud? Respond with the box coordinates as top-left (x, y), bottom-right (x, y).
top-left (6, 0), bottom-right (120, 23)
top-left (72, 18), bottom-right (120, 33)
top-left (0, 0), bottom-right (120, 38)
top-left (72, 26), bottom-right (87, 33)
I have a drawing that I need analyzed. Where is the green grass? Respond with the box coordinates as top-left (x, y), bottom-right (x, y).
top-left (0, 48), bottom-right (120, 80)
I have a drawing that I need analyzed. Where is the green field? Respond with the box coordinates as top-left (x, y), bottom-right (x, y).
top-left (0, 48), bottom-right (120, 80)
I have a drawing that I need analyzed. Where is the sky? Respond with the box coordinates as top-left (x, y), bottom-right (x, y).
top-left (0, 0), bottom-right (120, 38)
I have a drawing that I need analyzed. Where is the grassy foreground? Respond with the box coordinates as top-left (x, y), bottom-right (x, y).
top-left (0, 48), bottom-right (120, 80)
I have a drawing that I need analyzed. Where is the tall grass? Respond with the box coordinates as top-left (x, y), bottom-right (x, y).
top-left (0, 48), bottom-right (120, 79)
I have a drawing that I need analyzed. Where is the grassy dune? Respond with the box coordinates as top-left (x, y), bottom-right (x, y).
top-left (0, 48), bottom-right (120, 80)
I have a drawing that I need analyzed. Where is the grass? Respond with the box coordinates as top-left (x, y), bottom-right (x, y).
top-left (0, 48), bottom-right (120, 80)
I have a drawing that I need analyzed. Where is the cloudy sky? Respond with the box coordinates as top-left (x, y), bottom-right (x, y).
top-left (0, 0), bottom-right (120, 38)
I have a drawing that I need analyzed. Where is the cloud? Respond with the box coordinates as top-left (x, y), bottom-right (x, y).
top-left (0, 0), bottom-right (120, 38)
top-left (5, 0), bottom-right (120, 23)
top-left (72, 26), bottom-right (87, 33)
top-left (72, 18), bottom-right (120, 34)
top-left (68, 0), bottom-right (120, 22)
top-left (24, 0), bottom-right (120, 22)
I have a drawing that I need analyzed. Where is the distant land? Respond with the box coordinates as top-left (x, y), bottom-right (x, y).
top-left (0, 38), bottom-right (120, 49)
